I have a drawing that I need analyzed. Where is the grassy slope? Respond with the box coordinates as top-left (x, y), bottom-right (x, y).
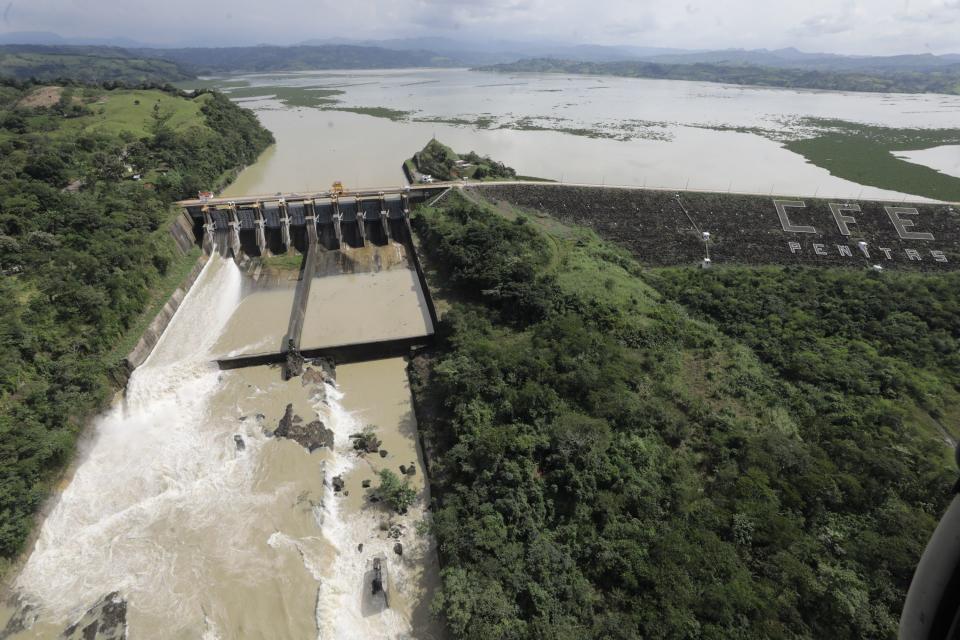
top-left (25, 87), bottom-right (214, 375)
top-left (58, 89), bottom-right (209, 138)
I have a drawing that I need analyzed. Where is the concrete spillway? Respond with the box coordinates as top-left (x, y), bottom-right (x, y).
top-left (201, 187), bottom-right (438, 369)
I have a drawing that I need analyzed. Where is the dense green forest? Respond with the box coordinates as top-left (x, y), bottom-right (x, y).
top-left (0, 81), bottom-right (272, 565)
top-left (479, 58), bottom-right (960, 95)
top-left (410, 191), bottom-right (957, 639)
top-left (0, 46), bottom-right (194, 84)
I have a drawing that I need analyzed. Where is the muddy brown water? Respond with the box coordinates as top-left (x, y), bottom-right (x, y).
top-left (214, 242), bottom-right (432, 359)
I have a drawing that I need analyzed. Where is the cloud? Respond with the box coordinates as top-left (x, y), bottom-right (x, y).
top-left (791, 3), bottom-right (856, 37)
top-left (897, 0), bottom-right (960, 23)
top-left (0, 0), bottom-right (957, 54)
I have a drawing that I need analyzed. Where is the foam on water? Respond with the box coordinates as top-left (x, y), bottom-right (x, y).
top-left (13, 256), bottom-right (245, 627)
top-left (309, 383), bottom-right (413, 639)
top-left (10, 253), bottom-right (423, 638)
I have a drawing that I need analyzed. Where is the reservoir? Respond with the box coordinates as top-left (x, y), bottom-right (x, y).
top-left (217, 68), bottom-right (960, 200)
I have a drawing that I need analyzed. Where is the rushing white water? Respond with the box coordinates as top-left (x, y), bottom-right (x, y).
top-left (8, 254), bottom-right (433, 639)
top-left (311, 384), bottom-right (412, 639)
top-left (13, 257), bottom-right (243, 629)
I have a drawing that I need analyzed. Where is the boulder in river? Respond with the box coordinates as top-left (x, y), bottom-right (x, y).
top-left (393, 543), bottom-right (403, 557)
top-left (372, 557), bottom-right (384, 594)
top-left (370, 555), bottom-right (389, 608)
top-left (332, 475), bottom-right (345, 492)
top-left (0, 599), bottom-right (38, 637)
top-left (274, 403), bottom-right (334, 452)
top-left (233, 435), bottom-right (245, 451)
top-left (61, 592), bottom-right (127, 640)
top-left (351, 430), bottom-right (381, 454)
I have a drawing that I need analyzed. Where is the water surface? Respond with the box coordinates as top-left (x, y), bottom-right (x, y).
top-left (214, 68), bottom-right (960, 200)
top-left (896, 145), bottom-right (960, 180)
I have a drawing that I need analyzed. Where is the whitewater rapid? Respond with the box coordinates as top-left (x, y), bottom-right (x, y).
top-left (7, 254), bottom-right (436, 639)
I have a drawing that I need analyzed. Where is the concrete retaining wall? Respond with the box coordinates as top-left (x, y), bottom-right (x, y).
top-left (124, 257), bottom-right (205, 371)
top-left (123, 210), bottom-right (202, 371)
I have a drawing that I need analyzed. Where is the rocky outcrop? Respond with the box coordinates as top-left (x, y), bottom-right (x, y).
top-left (0, 599), bottom-right (38, 639)
top-left (283, 341), bottom-right (304, 380)
top-left (302, 368), bottom-right (326, 386)
top-left (273, 403), bottom-right (334, 452)
top-left (351, 428), bottom-right (381, 454)
top-left (311, 357), bottom-right (336, 381)
top-left (61, 592), bottom-right (127, 640)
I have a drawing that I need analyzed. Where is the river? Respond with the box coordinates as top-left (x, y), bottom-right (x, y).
top-left (2, 247), bottom-right (440, 638)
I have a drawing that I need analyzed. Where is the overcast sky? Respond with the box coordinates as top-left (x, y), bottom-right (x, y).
top-left (2, 0), bottom-right (958, 55)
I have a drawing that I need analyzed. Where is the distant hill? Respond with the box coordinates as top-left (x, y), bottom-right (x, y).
top-left (478, 58), bottom-right (960, 95)
top-left (2, 41), bottom-right (958, 88)
top-left (127, 45), bottom-right (463, 73)
top-left (0, 45), bottom-right (194, 83)
top-left (641, 47), bottom-right (960, 73)
top-left (0, 43), bottom-right (465, 83)
top-left (297, 37), bottom-right (692, 65)
top-left (0, 31), bottom-right (157, 48)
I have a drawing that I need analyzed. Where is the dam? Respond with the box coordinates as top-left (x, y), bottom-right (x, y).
top-left (181, 185), bottom-right (444, 369)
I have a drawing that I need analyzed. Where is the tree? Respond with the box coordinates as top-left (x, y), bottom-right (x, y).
top-left (375, 469), bottom-right (416, 513)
